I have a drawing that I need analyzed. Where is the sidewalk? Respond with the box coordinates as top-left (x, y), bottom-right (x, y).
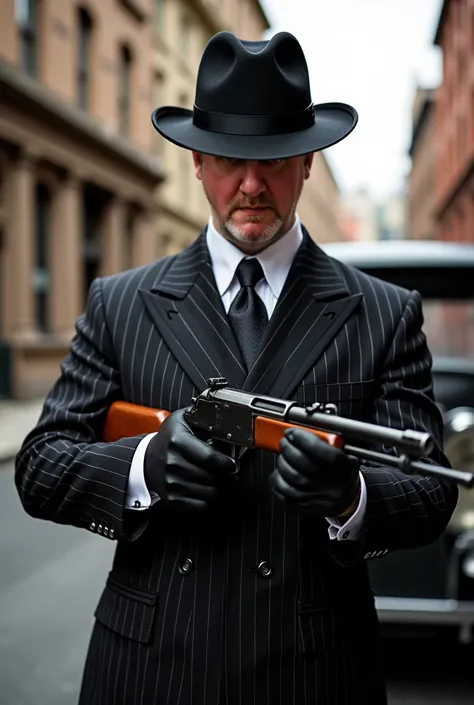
top-left (0, 398), bottom-right (45, 463)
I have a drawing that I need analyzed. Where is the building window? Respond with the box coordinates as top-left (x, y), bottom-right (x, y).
top-left (34, 184), bottom-right (51, 333)
top-left (118, 45), bottom-right (132, 137)
top-left (77, 8), bottom-right (92, 111)
top-left (16, 0), bottom-right (38, 76)
top-left (82, 184), bottom-right (104, 302)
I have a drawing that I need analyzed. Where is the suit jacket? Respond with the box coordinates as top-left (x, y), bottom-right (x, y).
top-left (15, 227), bottom-right (458, 705)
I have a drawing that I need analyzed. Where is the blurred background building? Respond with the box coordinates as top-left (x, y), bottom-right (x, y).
top-left (0, 0), bottom-right (165, 399)
top-left (406, 0), bottom-right (474, 366)
top-left (296, 152), bottom-right (343, 242)
top-left (339, 187), bottom-right (407, 242)
top-left (433, 0), bottom-right (474, 243)
top-left (339, 187), bottom-right (380, 242)
top-left (0, 0), bottom-right (342, 400)
top-left (408, 87), bottom-right (436, 240)
top-left (408, 0), bottom-right (473, 242)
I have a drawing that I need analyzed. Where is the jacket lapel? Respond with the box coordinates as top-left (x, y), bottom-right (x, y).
top-left (243, 230), bottom-right (363, 399)
top-left (139, 227), bottom-right (363, 401)
top-left (139, 231), bottom-right (247, 392)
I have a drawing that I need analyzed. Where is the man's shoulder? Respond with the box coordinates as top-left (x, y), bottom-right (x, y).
top-left (327, 252), bottom-right (413, 304)
top-left (98, 253), bottom-right (177, 297)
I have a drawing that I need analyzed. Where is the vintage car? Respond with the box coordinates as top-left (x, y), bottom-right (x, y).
top-left (322, 239), bottom-right (474, 644)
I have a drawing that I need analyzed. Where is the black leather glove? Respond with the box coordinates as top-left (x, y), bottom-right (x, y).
top-left (269, 428), bottom-right (361, 518)
top-left (144, 409), bottom-right (237, 513)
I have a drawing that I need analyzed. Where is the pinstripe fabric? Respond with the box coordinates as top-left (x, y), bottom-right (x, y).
top-left (15, 226), bottom-right (458, 705)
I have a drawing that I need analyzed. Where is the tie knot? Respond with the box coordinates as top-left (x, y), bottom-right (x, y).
top-left (235, 258), bottom-right (264, 288)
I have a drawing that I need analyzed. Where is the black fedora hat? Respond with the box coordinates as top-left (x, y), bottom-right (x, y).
top-left (151, 31), bottom-right (358, 160)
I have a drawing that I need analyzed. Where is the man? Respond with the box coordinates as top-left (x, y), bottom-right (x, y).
top-left (15, 31), bottom-right (457, 705)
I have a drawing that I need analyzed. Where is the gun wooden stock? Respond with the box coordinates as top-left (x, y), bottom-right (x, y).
top-left (103, 401), bottom-right (170, 442)
top-left (103, 401), bottom-right (342, 451)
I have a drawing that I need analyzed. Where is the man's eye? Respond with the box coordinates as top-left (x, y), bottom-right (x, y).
top-left (221, 157), bottom-right (241, 166)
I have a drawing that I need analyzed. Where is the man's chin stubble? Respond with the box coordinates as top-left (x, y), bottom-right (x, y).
top-left (223, 217), bottom-right (284, 245)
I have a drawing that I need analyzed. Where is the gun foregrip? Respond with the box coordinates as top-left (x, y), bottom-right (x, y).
top-left (254, 416), bottom-right (344, 453)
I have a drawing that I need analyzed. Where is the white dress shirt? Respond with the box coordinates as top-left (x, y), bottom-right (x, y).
top-left (125, 215), bottom-right (367, 541)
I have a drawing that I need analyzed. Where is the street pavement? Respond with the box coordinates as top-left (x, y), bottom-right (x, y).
top-left (0, 460), bottom-right (114, 705)
top-left (2, 430), bottom-right (474, 705)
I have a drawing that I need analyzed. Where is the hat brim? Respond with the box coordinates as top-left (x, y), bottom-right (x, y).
top-left (151, 103), bottom-right (358, 160)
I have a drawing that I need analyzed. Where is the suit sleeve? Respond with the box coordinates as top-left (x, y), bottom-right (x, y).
top-left (14, 278), bottom-right (150, 542)
top-left (331, 289), bottom-right (459, 566)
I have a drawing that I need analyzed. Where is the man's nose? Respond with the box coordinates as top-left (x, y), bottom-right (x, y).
top-left (239, 163), bottom-right (267, 198)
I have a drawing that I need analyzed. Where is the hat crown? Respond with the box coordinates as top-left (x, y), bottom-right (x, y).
top-left (195, 32), bottom-right (312, 117)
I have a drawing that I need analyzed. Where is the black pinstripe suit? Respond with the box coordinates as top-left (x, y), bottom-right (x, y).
top-left (15, 227), bottom-right (457, 705)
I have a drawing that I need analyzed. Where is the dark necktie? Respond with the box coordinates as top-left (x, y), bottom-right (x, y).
top-left (228, 258), bottom-right (269, 371)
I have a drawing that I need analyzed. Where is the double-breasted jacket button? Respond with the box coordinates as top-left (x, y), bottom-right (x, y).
top-left (364, 549), bottom-right (389, 560)
top-left (178, 558), bottom-right (194, 576)
top-left (257, 561), bottom-right (273, 579)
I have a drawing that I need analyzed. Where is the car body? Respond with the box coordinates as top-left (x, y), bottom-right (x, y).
top-left (322, 239), bottom-right (474, 644)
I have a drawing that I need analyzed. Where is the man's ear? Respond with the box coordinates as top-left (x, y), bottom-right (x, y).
top-left (192, 151), bottom-right (203, 180)
top-left (303, 153), bottom-right (314, 180)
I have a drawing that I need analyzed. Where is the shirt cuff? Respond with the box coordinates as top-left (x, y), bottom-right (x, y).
top-left (326, 472), bottom-right (367, 541)
top-left (125, 432), bottom-right (161, 510)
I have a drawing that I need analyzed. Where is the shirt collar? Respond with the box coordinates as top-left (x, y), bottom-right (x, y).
top-left (206, 215), bottom-right (303, 299)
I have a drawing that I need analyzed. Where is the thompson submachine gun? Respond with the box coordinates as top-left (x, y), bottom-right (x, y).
top-left (103, 377), bottom-right (474, 488)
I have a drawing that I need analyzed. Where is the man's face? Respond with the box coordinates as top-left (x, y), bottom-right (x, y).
top-left (192, 152), bottom-right (314, 254)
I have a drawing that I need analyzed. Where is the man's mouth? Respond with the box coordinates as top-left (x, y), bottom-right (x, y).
top-left (237, 206), bottom-right (271, 213)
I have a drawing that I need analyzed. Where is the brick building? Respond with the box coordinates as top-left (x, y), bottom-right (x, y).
top-left (0, 0), bottom-right (164, 399)
top-left (433, 0), bottom-right (474, 242)
top-left (408, 87), bottom-right (436, 240)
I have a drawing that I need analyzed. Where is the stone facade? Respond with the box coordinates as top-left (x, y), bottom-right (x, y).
top-left (0, 0), bottom-right (164, 398)
top-left (0, 0), bottom-right (343, 399)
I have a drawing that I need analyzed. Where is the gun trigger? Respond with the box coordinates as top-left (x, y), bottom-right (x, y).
top-left (229, 444), bottom-right (240, 475)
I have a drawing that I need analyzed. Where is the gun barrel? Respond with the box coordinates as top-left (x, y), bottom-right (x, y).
top-left (288, 406), bottom-right (434, 457)
top-left (344, 445), bottom-right (474, 488)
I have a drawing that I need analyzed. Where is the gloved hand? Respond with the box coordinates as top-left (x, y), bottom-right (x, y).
top-left (144, 409), bottom-right (237, 513)
top-left (269, 428), bottom-right (361, 518)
